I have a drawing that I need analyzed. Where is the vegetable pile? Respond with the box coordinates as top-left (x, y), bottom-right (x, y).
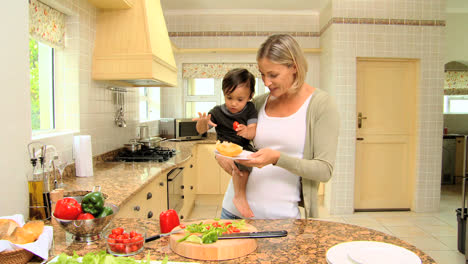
top-left (53, 191), bottom-right (113, 220)
top-left (177, 219), bottom-right (245, 244)
top-left (53, 250), bottom-right (168, 264)
top-left (107, 227), bottom-right (144, 254)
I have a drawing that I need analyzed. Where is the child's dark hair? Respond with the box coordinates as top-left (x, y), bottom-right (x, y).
top-left (222, 68), bottom-right (256, 98)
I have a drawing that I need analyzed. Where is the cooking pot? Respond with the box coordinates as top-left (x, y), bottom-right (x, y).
top-left (138, 137), bottom-right (167, 148)
top-left (124, 140), bottom-right (141, 152)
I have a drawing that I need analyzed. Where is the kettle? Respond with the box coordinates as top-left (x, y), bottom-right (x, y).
top-left (139, 125), bottom-right (149, 140)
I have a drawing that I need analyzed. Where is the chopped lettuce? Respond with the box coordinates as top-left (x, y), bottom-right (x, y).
top-left (52, 250), bottom-right (153, 264)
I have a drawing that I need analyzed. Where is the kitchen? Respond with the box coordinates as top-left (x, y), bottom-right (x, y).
top-left (1, 0), bottom-right (467, 263)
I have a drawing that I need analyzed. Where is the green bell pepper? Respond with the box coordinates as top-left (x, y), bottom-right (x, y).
top-left (97, 206), bottom-right (114, 218)
top-left (81, 191), bottom-right (105, 216)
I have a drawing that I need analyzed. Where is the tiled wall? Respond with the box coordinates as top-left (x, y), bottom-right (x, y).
top-left (322, 0), bottom-right (445, 214)
top-left (37, 0), bottom-right (157, 161)
top-left (162, 11), bottom-right (321, 119)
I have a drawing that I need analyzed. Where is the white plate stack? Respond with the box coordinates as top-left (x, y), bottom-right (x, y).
top-left (326, 241), bottom-right (422, 264)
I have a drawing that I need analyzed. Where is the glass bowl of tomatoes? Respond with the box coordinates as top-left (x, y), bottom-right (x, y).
top-left (105, 227), bottom-right (146, 257)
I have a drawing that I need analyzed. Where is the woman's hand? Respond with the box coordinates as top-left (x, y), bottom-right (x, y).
top-left (215, 154), bottom-right (241, 176)
top-left (237, 148), bottom-right (280, 168)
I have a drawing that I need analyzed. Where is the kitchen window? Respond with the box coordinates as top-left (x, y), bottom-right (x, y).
top-left (30, 38), bottom-right (55, 131)
top-left (140, 88), bottom-right (161, 121)
top-left (444, 95), bottom-right (468, 114)
top-left (182, 63), bottom-right (264, 118)
top-left (184, 77), bottom-right (266, 118)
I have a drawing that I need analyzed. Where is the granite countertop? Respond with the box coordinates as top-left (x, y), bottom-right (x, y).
top-left (47, 218), bottom-right (436, 263)
top-left (60, 135), bottom-right (217, 208)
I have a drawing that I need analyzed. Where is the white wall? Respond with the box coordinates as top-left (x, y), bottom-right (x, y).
top-left (446, 13), bottom-right (468, 62)
top-left (0, 1), bottom-right (30, 216)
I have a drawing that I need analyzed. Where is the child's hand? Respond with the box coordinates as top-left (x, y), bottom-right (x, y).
top-left (235, 123), bottom-right (249, 138)
top-left (192, 112), bottom-right (217, 134)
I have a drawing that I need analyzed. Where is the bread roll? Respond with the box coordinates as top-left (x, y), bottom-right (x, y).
top-left (215, 141), bottom-right (243, 157)
top-left (23, 220), bottom-right (44, 240)
top-left (0, 219), bottom-right (19, 240)
top-left (7, 220), bottom-right (44, 244)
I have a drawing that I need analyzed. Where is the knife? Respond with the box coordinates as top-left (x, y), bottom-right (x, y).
top-left (218, 230), bottom-right (288, 239)
top-left (145, 229), bottom-right (186, 243)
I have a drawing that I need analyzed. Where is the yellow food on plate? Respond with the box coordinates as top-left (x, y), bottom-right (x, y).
top-left (216, 141), bottom-right (243, 157)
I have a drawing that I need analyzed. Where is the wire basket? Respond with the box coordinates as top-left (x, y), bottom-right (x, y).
top-left (0, 248), bottom-right (34, 264)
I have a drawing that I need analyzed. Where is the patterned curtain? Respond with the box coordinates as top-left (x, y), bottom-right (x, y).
top-left (444, 71), bottom-right (468, 95)
top-left (29, 0), bottom-right (65, 48)
top-left (182, 63), bottom-right (261, 79)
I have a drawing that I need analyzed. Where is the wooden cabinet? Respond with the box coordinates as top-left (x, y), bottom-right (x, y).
top-left (179, 148), bottom-right (197, 220)
top-left (117, 173), bottom-right (167, 219)
top-left (196, 144), bottom-right (231, 195)
top-left (87, 0), bottom-right (134, 9)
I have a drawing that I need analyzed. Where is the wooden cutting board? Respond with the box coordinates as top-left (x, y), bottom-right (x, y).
top-left (169, 220), bottom-right (257, 261)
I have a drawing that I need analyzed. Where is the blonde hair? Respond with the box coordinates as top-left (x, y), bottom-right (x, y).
top-left (256, 34), bottom-right (308, 92)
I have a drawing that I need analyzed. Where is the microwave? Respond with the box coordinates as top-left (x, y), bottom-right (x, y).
top-left (159, 118), bottom-right (206, 141)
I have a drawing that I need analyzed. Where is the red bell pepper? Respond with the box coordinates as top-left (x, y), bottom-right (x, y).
top-left (159, 209), bottom-right (180, 233)
top-left (54, 197), bottom-right (83, 220)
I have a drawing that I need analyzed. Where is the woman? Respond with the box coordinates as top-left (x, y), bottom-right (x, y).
top-left (217, 34), bottom-right (340, 219)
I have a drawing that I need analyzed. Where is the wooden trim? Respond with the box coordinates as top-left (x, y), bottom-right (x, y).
top-left (171, 43), bottom-right (321, 54)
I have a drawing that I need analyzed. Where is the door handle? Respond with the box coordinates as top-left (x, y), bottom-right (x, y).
top-left (358, 112), bottom-right (367, 128)
top-left (357, 137), bottom-right (364, 141)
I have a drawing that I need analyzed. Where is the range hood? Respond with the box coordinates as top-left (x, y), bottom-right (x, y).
top-left (92, 0), bottom-right (177, 87)
top-left (445, 61), bottom-right (468, 72)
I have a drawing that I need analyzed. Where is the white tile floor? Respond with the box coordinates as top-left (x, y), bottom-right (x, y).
top-left (188, 182), bottom-right (467, 264)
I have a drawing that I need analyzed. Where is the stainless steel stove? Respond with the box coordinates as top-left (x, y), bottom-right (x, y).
top-left (114, 146), bottom-right (176, 162)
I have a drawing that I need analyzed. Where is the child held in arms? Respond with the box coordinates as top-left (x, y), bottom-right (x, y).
top-left (193, 68), bottom-right (258, 218)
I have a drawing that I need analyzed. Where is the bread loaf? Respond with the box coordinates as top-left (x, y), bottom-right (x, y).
top-left (0, 219), bottom-right (19, 240)
top-left (215, 141), bottom-right (243, 157)
top-left (3, 220), bottom-right (44, 244)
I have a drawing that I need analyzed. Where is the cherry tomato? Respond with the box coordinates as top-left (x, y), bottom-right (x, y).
top-left (111, 227), bottom-right (124, 236)
top-left (233, 121), bottom-right (239, 130)
top-left (114, 244), bottom-right (125, 253)
top-left (77, 213), bottom-right (94, 220)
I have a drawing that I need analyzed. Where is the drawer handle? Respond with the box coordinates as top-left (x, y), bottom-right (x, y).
top-left (147, 211), bottom-right (153, 219)
top-left (133, 206), bottom-right (140, 211)
top-left (147, 192), bottom-right (152, 199)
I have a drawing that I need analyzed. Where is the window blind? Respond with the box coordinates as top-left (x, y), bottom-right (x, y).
top-left (182, 63), bottom-right (261, 79)
top-left (29, 0), bottom-right (65, 48)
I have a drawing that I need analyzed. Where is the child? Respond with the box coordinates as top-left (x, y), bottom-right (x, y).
top-left (194, 68), bottom-right (257, 218)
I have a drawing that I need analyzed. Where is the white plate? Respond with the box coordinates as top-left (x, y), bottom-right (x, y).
top-left (326, 241), bottom-right (421, 264)
top-left (47, 256), bottom-right (199, 263)
top-left (214, 150), bottom-right (254, 160)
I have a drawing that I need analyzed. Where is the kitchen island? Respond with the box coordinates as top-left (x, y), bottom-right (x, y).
top-left (44, 137), bottom-right (435, 263)
top-left (46, 218), bottom-right (436, 263)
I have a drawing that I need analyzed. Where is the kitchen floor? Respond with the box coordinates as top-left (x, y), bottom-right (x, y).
top-left (188, 182), bottom-right (466, 264)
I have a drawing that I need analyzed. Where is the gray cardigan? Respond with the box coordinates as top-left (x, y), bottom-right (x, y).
top-left (252, 88), bottom-right (340, 218)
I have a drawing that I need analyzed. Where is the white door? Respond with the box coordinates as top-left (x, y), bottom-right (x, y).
top-left (354, 58), bottom-right (418, 210)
